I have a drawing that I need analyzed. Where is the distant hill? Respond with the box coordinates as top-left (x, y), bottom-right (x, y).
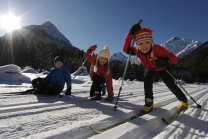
top-left (176, 41), bottom-right (208, 68)
top-left (175, 41), bottom-right (208, 80)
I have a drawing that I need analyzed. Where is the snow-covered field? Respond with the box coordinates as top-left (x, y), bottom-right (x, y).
top-left (0, 64), bottom-right (207, 139)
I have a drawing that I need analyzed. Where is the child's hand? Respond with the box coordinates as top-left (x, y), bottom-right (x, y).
top-left (129, 24), bottom-right (141, 34)
top-left (150, 56), bottom-right (158, 61)
top-left (149, 51), bottom-right (157, 61)
top-left (154, 57), bottom-right (172, 68)
top-left (88, 45), bottom-right (97, 52)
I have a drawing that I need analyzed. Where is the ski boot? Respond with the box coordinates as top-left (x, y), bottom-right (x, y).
top-left (177, 101), bottom-right (188, 111)
top-left (91, 91), bottom-right (102, 100)
top-left (138, 98), bottom-right (153, 116)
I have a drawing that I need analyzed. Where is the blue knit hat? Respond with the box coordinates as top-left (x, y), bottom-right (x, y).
top-left (54, 56), bottom-right (64, 64)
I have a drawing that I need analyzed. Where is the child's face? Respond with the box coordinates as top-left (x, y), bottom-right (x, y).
top-left (136, 40), bottom-right (152, 54)
top-left (99, 57), bottom-right (108, 65)
top-left (55, 61), bottom-right (63, 68)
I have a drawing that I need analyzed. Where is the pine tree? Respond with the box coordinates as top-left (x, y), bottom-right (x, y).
top-left (32, 41), bottom-right (52, 71)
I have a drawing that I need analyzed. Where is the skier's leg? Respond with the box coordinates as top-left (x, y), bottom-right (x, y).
top-left (138, 70), bottom-right (156, 115)
top-left (32, 82), bottom-right (50, 94)
top-left (31, 78), bottom-right (47, 93)
top-left (158, 69), bottom-right (188, 103)
top-left (42, 84), bottom-right (59, 95)
top-left (90, 83), bottom-right (95, 97)
top-left (143, 69), bottom-right (156, 101)
top-left (31, 78), bottom-right (41, 93)
top-left (91, 74), bottom-right (106, 100)
top-left (101, 84), bottom-right (106, 96)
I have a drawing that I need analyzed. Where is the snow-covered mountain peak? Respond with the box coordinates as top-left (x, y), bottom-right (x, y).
top-left (4, 21), bottom-right (73, 49)
top-left (171, 36), bottom-right (181, 40)
top-left (41, 21), bottom-right (53, 26)
top-left (110, 52), bottom-right (127, 61)
top-left (161, 36), bottom-right (202, 60)
top-left (39, 21), bottom-right (59, 33)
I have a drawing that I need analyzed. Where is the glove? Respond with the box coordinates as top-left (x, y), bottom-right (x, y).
top-left (65, 88), bottom-right (71, 95)
top-left (154, 57), bottom-right (172, 68)
top-left (129, 23), bottom-right (141, 34)
top-left (88, 45), bottom-right (97, 52)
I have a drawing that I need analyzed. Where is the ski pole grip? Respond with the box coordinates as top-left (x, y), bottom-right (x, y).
top-left (138, 19), bottom-right (143, 25)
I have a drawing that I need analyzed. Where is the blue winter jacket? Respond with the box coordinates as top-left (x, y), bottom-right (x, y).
top-left (41, 65), bottom-right (71, 93)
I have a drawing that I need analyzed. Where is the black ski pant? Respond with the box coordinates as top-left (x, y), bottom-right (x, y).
top-left (32, 78), bottom-right (59, 95)
top-left (90, 74), bottom-right (106, 97)
top-left (144, 69), bottom-right (188, 102)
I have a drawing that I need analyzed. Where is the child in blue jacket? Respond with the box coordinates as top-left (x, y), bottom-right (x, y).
top-left (26, 56), bottom-right (71, 95)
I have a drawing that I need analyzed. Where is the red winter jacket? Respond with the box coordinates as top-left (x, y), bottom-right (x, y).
top-left (123, 33), bottom-right (178, 71)
top-left (85, 49), bottom-right (114, 96)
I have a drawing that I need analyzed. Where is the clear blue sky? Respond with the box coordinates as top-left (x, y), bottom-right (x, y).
top-left (0, 0), bottom-right (208, 55)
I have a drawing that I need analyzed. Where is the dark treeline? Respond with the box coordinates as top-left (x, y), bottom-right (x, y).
top-left (172, 41), bottom-right (208, 83)
top-left (0, 36), bottom-right (85, 73)
top-left (109, 60), bottom-right (146, 81)
top-left (0, 36), bottom-right (207, 83)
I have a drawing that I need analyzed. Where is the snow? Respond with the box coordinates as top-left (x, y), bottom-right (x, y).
top-left (0, 64), bottom-right (207, 139)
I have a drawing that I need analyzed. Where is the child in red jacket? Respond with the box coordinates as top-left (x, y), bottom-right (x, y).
top-left (85, 45), bottom-right (114, 102)
top-left (123, 24), bottom-right (188, 115)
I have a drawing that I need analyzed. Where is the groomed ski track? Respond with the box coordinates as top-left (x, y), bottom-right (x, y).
top-left (0, 83), bottom-right (207, 139)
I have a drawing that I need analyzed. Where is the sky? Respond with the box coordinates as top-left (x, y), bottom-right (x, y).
top-left (0, 0), bottom-right (208, 55)
top-left (0, 64), bottom-right (207, 139)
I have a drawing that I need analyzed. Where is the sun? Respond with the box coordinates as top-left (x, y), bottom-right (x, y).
top-left (0, 13), bottom-right (20, 32)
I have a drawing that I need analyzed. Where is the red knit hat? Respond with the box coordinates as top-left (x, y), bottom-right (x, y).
top-left (135, 28), bottom-right (153, 44)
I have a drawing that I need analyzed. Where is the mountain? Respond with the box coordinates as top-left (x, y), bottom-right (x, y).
top-left (176, 41), bottom-right (208, 74)
top-left (110, 52), bottom-right (128, 61)
top-left (4, 21), bottom-right (73, 49)
top-left (167, 40), bottom-right (208, 83)
top-left (161, 37), bottom-right (202, 60)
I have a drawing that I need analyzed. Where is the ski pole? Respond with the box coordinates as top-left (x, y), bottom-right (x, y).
top-left (114, 20), bottom-right (142, 111)
top-left (59, 47), bottom-right (95, 97)
top-left (165, 69), bottom-right (202, 108)
top-left (114, 41), bottom-right (133, 111)
top-left (72, 52), bottom-right (93, 80)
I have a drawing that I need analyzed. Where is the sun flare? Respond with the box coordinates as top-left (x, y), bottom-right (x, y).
top-left (0, 13), bottom-right (20, 32)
